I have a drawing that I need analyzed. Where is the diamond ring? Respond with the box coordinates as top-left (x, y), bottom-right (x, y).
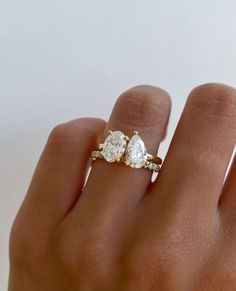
top-left (91, 130), bottom-right (162, 173)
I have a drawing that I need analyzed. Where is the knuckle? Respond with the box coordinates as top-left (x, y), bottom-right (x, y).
top-left (120, 240), bottom-right (168, 280)
top-left (9, 221), bottom-right (50, 272)
top-left (188, 83), bottom-right (236, 119)
top-left (48, 123), bottom-right (79, 145)
top-left (47, 122), bottom-right (86, 154)
top-left (120, 231), bottom-right (189, 285)
top-left (46, 123), bottom-right (78, 156)
top-left (198, 263), bottom-right (236, 291)
top-left (121, 242), bottom-right (155, 279)
top-left (112, 85), bottom-right (171, 131)
top-left (58, 232), bottom-right (112, 281)
top-left (48, 118), bottom-right (105, 151)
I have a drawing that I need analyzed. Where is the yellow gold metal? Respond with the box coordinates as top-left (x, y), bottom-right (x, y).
top-left (98, 143), bottom-right (104, 150)
top-left (146, 153), bottom-right (162, 165)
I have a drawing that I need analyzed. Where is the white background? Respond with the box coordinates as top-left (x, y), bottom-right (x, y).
top-left (1, 0), bottom-right (236, 289)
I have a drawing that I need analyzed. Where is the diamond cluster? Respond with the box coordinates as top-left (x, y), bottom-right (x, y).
top-left (92, 131), bottom-right (161, 173)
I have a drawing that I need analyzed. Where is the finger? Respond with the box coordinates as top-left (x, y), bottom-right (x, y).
top-left (151, 83), bottom-right (236, 215)
top-left (14, 118), bottom-right (106, 230)
top-left (69, 85), bottom-right (171, 227)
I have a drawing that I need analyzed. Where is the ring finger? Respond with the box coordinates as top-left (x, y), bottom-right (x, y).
top-left (68, 85), bottom-right (171, 230)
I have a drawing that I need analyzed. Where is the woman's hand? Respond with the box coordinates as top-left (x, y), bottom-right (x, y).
top-left (9, 84), bottom-right (236, 290)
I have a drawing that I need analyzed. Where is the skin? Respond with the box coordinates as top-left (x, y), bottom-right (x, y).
top-left (8, 83), bottom-right (236, 291)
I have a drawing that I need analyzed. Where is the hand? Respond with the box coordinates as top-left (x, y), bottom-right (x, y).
top-left (9, 84), bottom-right (236, 290)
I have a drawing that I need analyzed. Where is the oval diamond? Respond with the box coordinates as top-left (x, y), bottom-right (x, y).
top-left (102, 131), bottom-right (127, 162)
top-left (125, 134), bottom-right (147, 168)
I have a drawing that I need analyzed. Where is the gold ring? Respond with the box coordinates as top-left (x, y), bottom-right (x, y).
top-left (91, 130), bottom-right (162, 173)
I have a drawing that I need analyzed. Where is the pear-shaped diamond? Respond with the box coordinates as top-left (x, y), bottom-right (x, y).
top-left (102, 131), bottom-right (127, 162)
top-left (125, 133), bottom-right (147, 168)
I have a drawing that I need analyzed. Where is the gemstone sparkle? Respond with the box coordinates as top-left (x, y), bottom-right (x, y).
top-left (125, 133), bottom-right (147, 168)
top-left (102, 131), bottom-right (127, 162)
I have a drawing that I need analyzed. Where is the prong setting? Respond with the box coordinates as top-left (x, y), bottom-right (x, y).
top-left (91, 130), bottom-right (161, 173)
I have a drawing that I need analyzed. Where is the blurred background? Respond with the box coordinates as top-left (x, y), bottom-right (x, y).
top-left (1, 0), bottom-right (236, 289)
